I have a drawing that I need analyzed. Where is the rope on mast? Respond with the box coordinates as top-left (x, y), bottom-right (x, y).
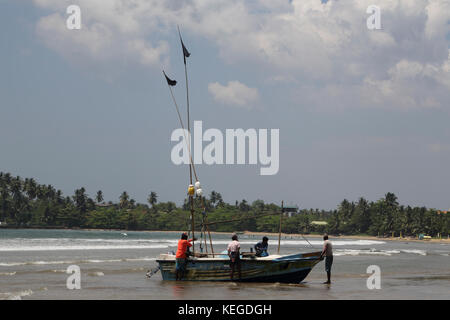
top-left (164, 78), bottom-right (199, 182)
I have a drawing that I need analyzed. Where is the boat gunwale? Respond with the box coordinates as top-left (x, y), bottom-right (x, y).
top-left (156, 251), bottom-right (322, 263)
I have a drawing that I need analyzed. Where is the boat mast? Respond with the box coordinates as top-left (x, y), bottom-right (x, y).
top-left (178, 26), bottom-right (195, 254)
top-left (168, 27), bottom-right (228, 258)
top-left (185, 59), bottom-right (195, 255)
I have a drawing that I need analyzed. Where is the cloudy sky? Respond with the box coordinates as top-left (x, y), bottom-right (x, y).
top-left (1, 0), bottom-right (449, 209)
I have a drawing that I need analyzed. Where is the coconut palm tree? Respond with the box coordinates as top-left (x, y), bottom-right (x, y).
top-left (73, 187), bottom-right (88, 213)
top-left (96, 190), bottom-right (104, 204)
top-left (147, 191), bottom-right (158, 209)
top-left (209, 191), bottom-right (217, 207)
top-left (215, 192), bottom-right (224, 208)
top-left (119, 191), bottom-right (129, 209)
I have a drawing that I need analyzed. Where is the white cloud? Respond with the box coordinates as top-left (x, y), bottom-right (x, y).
top-left (360, 51), bottom-right (450, 109)
top-left (33, 0), bottom-right (169, 69)
top-left (425, 0), bottom-right (450, 38)
top-left (31, 0), bottom-right (450, 109)
top-left (208, 81), bottom-right (259, 108)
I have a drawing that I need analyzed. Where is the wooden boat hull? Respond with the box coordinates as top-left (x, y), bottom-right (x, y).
top-left (156, 251), bottom-right (322, 283)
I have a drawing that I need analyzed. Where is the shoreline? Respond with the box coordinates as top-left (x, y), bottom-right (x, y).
top-left (2, 226), bottom-right (449, 243)
top-left (241, 231), bottom-right (450, 243)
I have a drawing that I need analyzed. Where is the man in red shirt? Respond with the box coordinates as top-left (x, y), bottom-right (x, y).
top-left (175, 233), bottom-right (196, 280)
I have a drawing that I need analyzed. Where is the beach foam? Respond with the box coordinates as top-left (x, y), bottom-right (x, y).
top-left (400, 249), bottom-right (427, 256)
top-left (0, 238), bottom-right (385, 252)
top-left (333, 248), bottom-right (428, 256)
top-left (0, 289), bottom-right (33, 300)
top-left (0, 257), bottom-right (156, 267)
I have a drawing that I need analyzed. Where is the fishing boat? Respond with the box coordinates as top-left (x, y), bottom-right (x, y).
top-left (155, 28), bottom-right (323, 283)
top-left (156, 251), bottom-right (322, 283)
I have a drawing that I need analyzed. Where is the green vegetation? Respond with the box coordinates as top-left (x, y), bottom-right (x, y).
top-left (0, 172), bottom-right (448, 237)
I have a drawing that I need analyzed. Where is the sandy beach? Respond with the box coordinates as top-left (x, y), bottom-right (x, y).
top-left (241, 231), bottom-right (450, 243)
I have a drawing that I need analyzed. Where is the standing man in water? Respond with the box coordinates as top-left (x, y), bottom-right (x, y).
top-left (175, 233), bottom-right (197, 280)
top-left (319, 233), bottom-right (333, 284)
top-left (227, 234), bottom-right (242, 280)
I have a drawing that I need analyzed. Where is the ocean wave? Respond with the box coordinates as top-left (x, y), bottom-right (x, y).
top-left (6, 237), bottom-right (177, 243)
top-left (334, 249), bottom-right (396, 256)
top-left (400, 249), bottom-right (427, 256)
top-left (0, 244), bottom-right (170, 251)
top-left (0, 257), bottom-right (156, 267)
top-left (333, 248), bottom-right (428, 256)
top-left (197, 239), bottom-right (386, 246)
top-left (0, 272), bottom-right (16, 276)
top-left (0, 238), bottom-right (386, 252)
top-left (0, 289), bottom-right (33, 300)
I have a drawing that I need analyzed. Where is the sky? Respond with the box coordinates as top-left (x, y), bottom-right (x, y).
top-left (0, 0), bottom-right (449, 210)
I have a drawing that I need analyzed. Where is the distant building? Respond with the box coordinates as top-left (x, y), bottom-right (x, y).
top-left (311, 221), bottom-right (328, 226)
top-left (96, 203), bottom-right (115, 208)
top-left (437, 210), bottom-right (448, 215)
top-left (282, 205), bottom-right (299, 217)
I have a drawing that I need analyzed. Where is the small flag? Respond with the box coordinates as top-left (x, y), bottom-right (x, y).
top-left (178, 26), bottom-right (190, 65)
top-left (181, 38), bottom-right (190, 65)
top-left (163, 71), bottom-right (177, 86)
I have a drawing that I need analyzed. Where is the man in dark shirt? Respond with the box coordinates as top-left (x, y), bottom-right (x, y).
top-left (254, 236), bottom-right (269, 257)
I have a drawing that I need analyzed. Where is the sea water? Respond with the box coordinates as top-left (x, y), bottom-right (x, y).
top-left (0, 229), bottom-right (448, 300)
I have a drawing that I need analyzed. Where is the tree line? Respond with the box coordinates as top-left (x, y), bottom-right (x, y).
top-left (0, 172), bottom-right (448, 237)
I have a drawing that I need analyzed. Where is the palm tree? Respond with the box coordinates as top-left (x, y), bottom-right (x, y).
top-left (147, 191), bottom-right (158, 208)
top-left (239, 199), bottom-right (250, 212)
top-left (73, 187), bottom-right (88, 226)
top-left (96, 190), bottom-right (104, 204)
top-left (215, 192), bottom-right (224, 207)
top-left (0, 175), bottom-right (10, 222)
top-left (24, 178), bottom-right (37, 200)
top-left (252, 200), bottom-right (265, 212)
top-left (119, 191), bottom-right (130, 209)
top-left (3, 173), bottom-right (12, 184)
top-left (56, 190), bottom-right (64, 205)
top-left (385, 192), bottom-right (399, 208)
top-left (47, 184), bottom-right (56, 201)
top-left (166, 201), bottom-right (176, 213)
top-left (210, 191), bottom-right (217, 207)
top-left (10, 177), bottom-right (23, 220)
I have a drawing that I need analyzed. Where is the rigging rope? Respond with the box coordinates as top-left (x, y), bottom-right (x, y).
top-left (165, 82), bottom-right (199, 182)
top-left (300, 234), bottom-right (315, 249)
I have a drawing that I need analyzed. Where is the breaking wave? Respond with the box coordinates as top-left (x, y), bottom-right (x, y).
top-left (334, 248), bottom-right (428, 256)
top-left (0, 238), bottom-right (385, 252)
top-left (0, 257), bottom-right (156, 267)
top-left (0, 289), bottom-right (33, 300)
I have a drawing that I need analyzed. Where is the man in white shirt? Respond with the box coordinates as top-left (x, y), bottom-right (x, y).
top-left (319, 233), bottom-right (333, 284)
top-left (227, 234), bottom-right (241, 280)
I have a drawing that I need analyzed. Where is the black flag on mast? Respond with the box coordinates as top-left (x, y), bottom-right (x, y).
top-left (181, 38), bottom-right (190, 65)
top-left (178, 27), bottom-right (190, 65)
top-left (163, 70), bottom-right (177, 86)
